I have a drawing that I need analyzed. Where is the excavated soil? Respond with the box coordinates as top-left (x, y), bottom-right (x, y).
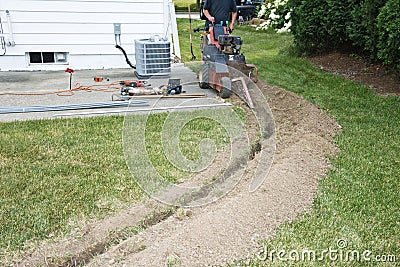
top-left (13, 78), bottom-right (340, 266)
top-left (9, 51), bottom-right (398, 266)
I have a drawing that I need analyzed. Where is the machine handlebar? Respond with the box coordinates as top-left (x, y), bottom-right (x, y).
top-left (193, 26), bottom-right (233, 34)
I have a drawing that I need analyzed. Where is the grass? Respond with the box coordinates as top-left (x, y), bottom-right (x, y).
top-left (237, 29), bottom-right (400, 266)
top-left (173, 0), bottom-right (199, 12)
top-left (142, 112), bottom-right (229, 182)
top-left (0, 117), bottom-right (138, 251)
top-left (1, 18), bottom-right (399, 265)
top-left (176, 19), bottom-right (400, 265)
top-left (176, 18), bottom-right (205, 62)
top-left (0, 112), bottom-right (229, 259)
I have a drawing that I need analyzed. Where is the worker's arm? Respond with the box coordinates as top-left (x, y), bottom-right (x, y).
top-left (230, 11), bottom-right (237, 32)
top-left (203, 9), bottom-right (215, 24)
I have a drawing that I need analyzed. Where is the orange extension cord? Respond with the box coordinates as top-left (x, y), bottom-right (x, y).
top-left (0, 82), bottom-right (121, 97)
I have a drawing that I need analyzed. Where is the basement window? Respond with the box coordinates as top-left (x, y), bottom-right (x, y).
top-left (28, 52), bottom-right (69, 64)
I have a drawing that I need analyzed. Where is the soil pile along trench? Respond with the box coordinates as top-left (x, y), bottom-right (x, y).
top-left (16, 80), bottom-right (340, 267)
top-left (89, 82), bottom-right (339, 266)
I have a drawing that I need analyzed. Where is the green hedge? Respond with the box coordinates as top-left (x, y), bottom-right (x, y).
top-left (347, 0), bottom-right (385, 57)
top-left (290, 0), bottom-right (355, 53)
top-left (289, 0), bottom-right (400, 72)
top-left (290, 0), bottom-right (325, 52)
top-left (376, 0), bottom-right (400, 70)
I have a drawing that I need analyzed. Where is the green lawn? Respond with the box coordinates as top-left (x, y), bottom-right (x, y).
top-left (0, 19), bottom-right (399, 265)
top-left (0, 112), bottom-right (229, 260)
top-left (244, 31), bottom-right (400, 266)
top-left (176, 18), bottom-right (205, 62)
top-left (177, 19), bottom-right (400, 265)
top-left (0, 117), bottom-right (138, 251)
top-left (173, 0), bottom-right (199, 12)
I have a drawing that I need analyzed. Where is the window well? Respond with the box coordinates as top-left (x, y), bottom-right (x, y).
top-left (28, 52), bottom-right (69, 64)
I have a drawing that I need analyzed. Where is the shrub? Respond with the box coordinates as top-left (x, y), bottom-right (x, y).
top-left (288, 0), bottom-right (399, 71)
top-left (376, 0), bottom-right (400, 71)
top-left (347, 0), bottom-right (387, 58)
top-left (288, 0), bottom-right (331, 53)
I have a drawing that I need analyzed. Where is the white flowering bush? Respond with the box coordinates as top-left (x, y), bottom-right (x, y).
top-left (257, 0), bottom-right (291, 33)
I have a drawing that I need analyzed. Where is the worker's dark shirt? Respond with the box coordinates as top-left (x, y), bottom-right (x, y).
top-left (203, 0), bottom-right (237, 26)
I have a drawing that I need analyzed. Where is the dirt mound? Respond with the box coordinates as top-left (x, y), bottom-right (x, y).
top-left (14, 81), bottom-right (340, 267)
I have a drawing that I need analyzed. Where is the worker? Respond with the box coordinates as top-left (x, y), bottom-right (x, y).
top-left (203, 0), bottom-right (238, 32)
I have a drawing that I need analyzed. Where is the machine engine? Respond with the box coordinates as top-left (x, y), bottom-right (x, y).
top-left (218, 35), bottom-right (243, 55)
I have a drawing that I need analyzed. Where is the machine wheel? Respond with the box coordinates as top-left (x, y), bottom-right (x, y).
top-left (199, 82), bottom-right (209, 89)
top-left (220, 77), bottom-right (232, 99)
top-left (198, 69), bottom-right (209, 89)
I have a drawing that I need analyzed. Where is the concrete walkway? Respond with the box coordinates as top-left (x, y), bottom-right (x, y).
top-left (176, 12), bottom-right (201, 20)
top-left (0, 64), bottom-right (219, 122)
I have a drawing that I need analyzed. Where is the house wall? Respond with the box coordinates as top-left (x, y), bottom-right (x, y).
top-left (0, 0), bottom-right (168, 71)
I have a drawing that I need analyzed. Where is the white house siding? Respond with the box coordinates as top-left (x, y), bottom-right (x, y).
top-left (0, 0), bottom-right (167, 71)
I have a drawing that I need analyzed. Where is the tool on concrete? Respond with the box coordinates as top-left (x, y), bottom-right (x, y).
top-left (119, 80), bottom-right (148, 87)
top-left (118, 78), bottom-right (184, 97)
top-left (160, 78), bottom-right (182, 95)
top-left (94, 76), bottom-right (110, 82)
top-left (112, 93), bottom-right (206, 101)
top-left (118, 79), bottom-right (157, 96)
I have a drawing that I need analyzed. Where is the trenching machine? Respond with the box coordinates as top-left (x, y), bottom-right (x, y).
top-left (195, 24), bottom-right (258, 98)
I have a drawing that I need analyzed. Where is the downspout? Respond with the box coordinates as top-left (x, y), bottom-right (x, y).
top-left (0, 10), bottom-right (15, 47)
top-left (163, 0), bottom-right (169, 39)
top-left (0, 11), bottom-right (5, 54)
top-left (6, 10), bottom-right (15, 46)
